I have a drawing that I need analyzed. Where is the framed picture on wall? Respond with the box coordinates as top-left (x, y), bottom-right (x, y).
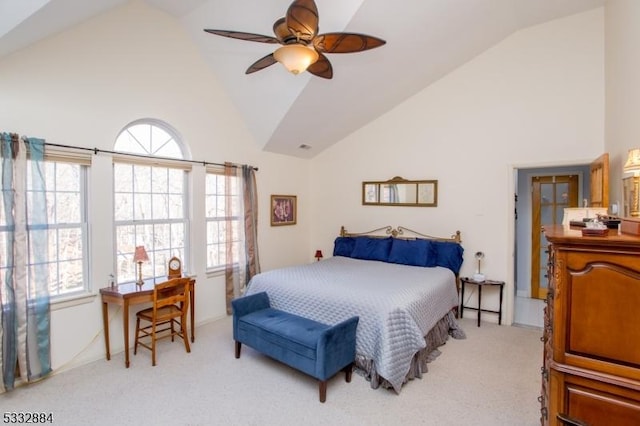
top-left (270, 195), bottom-right (297, 226)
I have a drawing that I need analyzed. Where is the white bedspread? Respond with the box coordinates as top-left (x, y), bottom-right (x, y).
top-left (244, 256), bottom-right (460, 392)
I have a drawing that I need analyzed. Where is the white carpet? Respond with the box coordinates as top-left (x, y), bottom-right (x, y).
top-left (2, 317), bottom-right (542, 426)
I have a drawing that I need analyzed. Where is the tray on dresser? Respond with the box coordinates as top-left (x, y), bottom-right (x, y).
top-left (581, 228), bottom-right (609, 236)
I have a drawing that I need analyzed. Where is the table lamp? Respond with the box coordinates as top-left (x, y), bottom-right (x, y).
top-left (473, 251), bottom-right (485, 282)
top-left (133, 246), bottom-right (149, 286)
top-left (315, 250), bottom-right (323, 261)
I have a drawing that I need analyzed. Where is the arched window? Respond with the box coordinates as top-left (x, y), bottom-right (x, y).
top-left (114, 119), bottom-right (187, 159)
top-left (113, 120), bottom-right (190, 283)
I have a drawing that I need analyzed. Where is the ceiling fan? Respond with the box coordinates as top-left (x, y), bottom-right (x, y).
top-left (203, 0), bottom-right (386, 79)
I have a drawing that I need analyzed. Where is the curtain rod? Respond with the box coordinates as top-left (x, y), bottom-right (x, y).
top-left (43, 142), bottom-right (258, 171)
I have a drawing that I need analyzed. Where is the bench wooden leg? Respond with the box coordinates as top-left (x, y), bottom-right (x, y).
top-left (343, 363), bottom-right (353, 382)
top-left (235, 341), bottom-right (241, 359)
top-left (319, 380), bottom-right (327, 403)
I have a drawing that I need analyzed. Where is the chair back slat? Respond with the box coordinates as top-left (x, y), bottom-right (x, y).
top-left (153, 277), bottom-right (190, 313)
top-left (135, 276), bottom-right (192, 366)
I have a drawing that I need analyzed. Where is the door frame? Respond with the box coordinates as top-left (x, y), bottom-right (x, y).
top-left (507, 160), bottom-right (592, 326)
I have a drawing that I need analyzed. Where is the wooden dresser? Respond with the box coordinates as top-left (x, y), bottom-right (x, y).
top-left (540, 225), bottom-right (640, 425)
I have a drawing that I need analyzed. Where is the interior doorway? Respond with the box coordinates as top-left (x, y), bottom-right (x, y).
top-left (513, 165), bottom-right (590, 327)
top-left (512, 154), bottom-right (609, 327)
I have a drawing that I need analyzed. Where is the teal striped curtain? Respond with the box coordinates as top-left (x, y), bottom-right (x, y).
top-left (0, 133), bottom-right (51, 393)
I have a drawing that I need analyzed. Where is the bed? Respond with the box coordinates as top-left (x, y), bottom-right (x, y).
top-left (244, 225), bottom-right (466, 393)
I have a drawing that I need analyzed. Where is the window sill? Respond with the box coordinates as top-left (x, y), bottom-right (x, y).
top-left (206, 267), bottom-right (225, 278)
top-left (206, 265), bottom-right (240, 279)
top-left (50, 292), bottom-right (97, 311)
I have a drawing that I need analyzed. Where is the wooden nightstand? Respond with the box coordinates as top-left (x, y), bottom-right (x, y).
top-left (460, 277), bottom-right (505, 327)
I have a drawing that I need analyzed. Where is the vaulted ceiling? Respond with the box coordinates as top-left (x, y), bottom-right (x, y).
top-left (0, 0), bottom-right (605, 158)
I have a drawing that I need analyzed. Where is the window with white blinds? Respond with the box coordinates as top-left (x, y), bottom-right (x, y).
top-left (0, 149), bottom-right (91, 299)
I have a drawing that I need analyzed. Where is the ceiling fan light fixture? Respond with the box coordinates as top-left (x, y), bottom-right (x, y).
top-left (204, 0), bottom-right (385, 79)
top-left (273, 44), bottom-right (319, 75)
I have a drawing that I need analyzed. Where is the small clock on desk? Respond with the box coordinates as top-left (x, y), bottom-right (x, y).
top-left (168, 256), bottom-right (182, 279)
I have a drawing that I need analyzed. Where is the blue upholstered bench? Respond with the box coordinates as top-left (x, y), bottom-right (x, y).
top-left (232, 292), bottom-right (359, 402)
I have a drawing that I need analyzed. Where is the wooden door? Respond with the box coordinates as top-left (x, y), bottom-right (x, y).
top-left (531, 175), bottom-right (578, 299)
top-left (590, 153), bottom-right (609, 209)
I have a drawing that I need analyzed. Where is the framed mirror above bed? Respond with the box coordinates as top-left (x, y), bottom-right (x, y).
top-left (362, 176), bottom-right (438, 207)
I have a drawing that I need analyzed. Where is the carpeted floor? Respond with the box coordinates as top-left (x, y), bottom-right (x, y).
top-left (2, 317), bottom-right (543, 425)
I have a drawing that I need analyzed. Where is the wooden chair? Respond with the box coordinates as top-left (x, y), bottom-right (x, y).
top-left (134, 277), bottom-right (191, 366)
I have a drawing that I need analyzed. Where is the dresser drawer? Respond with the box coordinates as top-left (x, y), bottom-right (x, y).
top-left (550, 369), bottom-right (640, 426)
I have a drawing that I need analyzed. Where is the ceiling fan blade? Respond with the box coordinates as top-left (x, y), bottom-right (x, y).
top-left (245, 53), bottom-right (278, 74)
top-left (307, 53), bottom-right (333, 79)
top-left (286, 0), bottom-right (319, 42)
top-left (272, 17), bottom-right (290, 43)
top-left (204, 29), bottom-right (280, 44)
top-left (314, 33), bottom-right (386, 53)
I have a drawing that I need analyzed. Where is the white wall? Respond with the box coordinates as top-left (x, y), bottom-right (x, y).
top-left (310, 8), bottom-right (605, 324)
top-left (0, 1), bottom-right (311, 371)
top-left (605, 0), bottom-right (640, 204)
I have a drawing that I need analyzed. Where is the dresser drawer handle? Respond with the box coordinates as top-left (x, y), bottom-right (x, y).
top-left (557, 413), bottom-right (588, 426)
top-left (540, 367), bottom-right (548, 380)
top-left (540, 407), bottom-right (548, 420)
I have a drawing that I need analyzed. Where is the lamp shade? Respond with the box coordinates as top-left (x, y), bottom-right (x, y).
top-left (273, 44), bottom-right (319, 75)
top-left (314, 250), bottom-right (323, 260)
top-left (133, 246), bottom-right (149, 263)
top-left (623, 148), bottom-right (640, 174)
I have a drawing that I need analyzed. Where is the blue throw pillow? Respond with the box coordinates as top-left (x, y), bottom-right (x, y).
top-left (351, 237), bottom-right (392, 262)
top-left (421, 239), bottom-right (438, 267)
top-left (433, 241), bottom-right (464, 274)
top-left (388, 238), bottom-right (430, 267)
top-left (333, 237), bottom-right (356, 257)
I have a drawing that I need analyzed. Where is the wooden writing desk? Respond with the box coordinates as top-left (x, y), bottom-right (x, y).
top-left (100, 277), bottom-right (195, 368)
